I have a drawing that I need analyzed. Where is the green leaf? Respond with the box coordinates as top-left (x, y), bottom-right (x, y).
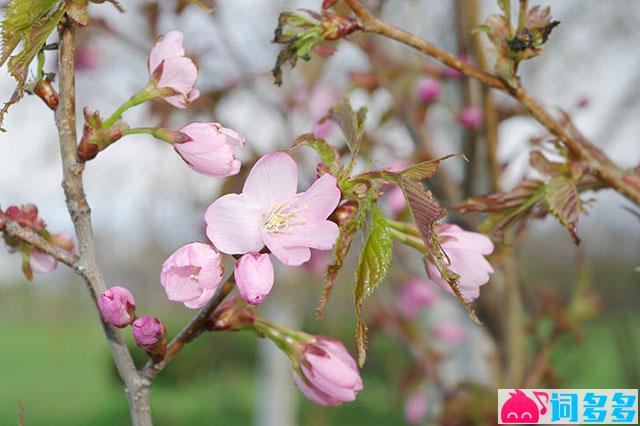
top-left (290, 133), bottom-right (341, 173)
top-left (545, 176), bottom-right (580, 245)
top-left (0, 0), bottom-right (64, 127)
top-left (316, 186), bottom-right (375, 318)
top-left (1, 0), bottom-right (59, 66)
top-left (353, 206), bottom-right (392, 366)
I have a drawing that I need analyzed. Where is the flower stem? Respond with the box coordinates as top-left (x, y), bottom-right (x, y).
top-left (386, 218), bottom-right (421, 238)
top-left (389, 227), bottom-right (426, 253)
top-left (102, 82), bottom-right (167, 129)
top-left (122, 127), bottom-right (178, 144)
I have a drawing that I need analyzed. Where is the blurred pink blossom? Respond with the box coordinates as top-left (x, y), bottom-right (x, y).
top-left (416, 79), bottom-right (442, 104)
top-left (444, 54), bottom-right (472, 79)
top-left (75, 43), bottom-right (102, 72)
top-left (306, 249), bottom-right (331, 277)
top-left (175, 122), bottom-right (245, 178)
top-left (148, 31), bottom-right (199, 108)
top-left (97, 286), bottom-right (136, 328)
top-left (456, 106), bottom-right (483, 130)
top-left (294, 337), bottom-right (363, 406)
top-left (235, 253), bottom-right (274, 305)
top-left (29, 250), bottom-right (57, 274)
top-left (397, 276), bottom-right (439, 319)
top-left (160, 242), bottom-right (224, 309)
top-left (205, 152), bottom-right (341, 266)
top-left (425, 224), bottom-right (494, 302)
top-left (433, 322), bottom-right (467, 344)
top-left (404, 391), bottom-right (428, 423)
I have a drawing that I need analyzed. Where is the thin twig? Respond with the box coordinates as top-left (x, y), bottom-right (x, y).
top-left (3, 221), bottom-right (78, 267)
top-left (141, 279), bottom-right (236, 381)
top-left (342, 0), bottom-right (640, 207)
top-left (55, 20), bottom-right (151, 426)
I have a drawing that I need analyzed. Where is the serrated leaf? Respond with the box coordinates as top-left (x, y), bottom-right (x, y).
top-left (328, 97), bottom-right (367, 155)
top-left (291, 133), bottom-right (341, 172)
top-left (1, 0), bottom-right (59, 66)
top-left (545, 176), bottom-right (580, 245)
top-left (354, 206), bottom-right (392, 366)
top-left (399, 176), bottom-right (480, 323)
top-left (529, 151), bottom-right (565, 177)
top-left (316, 188), bottom-right (375, 318)
top-left (401, 153), bottom-right (463, 180)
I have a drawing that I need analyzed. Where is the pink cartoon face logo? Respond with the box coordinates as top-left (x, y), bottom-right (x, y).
top-left (501, 390), bottom-right (548, 424)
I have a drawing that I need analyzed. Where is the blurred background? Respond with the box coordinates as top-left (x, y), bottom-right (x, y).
top-left (0, 0), bottom-right (639, 425)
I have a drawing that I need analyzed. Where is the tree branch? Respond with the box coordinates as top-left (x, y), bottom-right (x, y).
top-left (141, 279), bottom-right (236, 381)
top-left (343, 0), bottom-right (640, 207)
top-left (3, 220), bottom-right (78, 267)
top-left (55, 20), bottom-right (152, 426)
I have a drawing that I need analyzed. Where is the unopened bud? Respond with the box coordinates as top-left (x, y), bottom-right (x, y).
top-left (34, 79), bottom-right (59, 110)
top-left (132, 316), bottom-right (167, 362)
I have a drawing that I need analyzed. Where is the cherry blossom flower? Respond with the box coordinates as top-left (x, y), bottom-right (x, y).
top-left (425, 224), bottom-right (494, 302)
top-left (97, 286), bottom-right (136, 328)
top-left (433, 323), bottom-right (467, 344)
top-left (174, 122), bottom-right (245, 177)
top-left (294, 337), bottom-right (363, 406)
top-left (205, 152), bottom-right (341, 266)
top-left (148, 31), bottom-right (199, 108)
top-left (160, 242), bottom-right (224, 309)
top-left (234, 253), bottom-right (274, 305)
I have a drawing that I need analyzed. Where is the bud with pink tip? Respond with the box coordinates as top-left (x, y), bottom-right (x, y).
top-left (404, 391), bottom-right (428, 424)
top-left (294, 337), bottom-right (363, 406)
top-left (174, 122), bottom-right (245, 177)
top-left (456, 106), bottom-right (483, 130)
top-left (132, 315), bottom-right (167, 361)
top-left (235, 253), bottom-right (274, 305)
top-left (416, 79), bottom-right (442, 104)
top-left (148, 31), bottom-right (199, 108)
top-left (97, 286), bottom-right (136, 328)
top-left (161, 242), bottom-right (224, 309)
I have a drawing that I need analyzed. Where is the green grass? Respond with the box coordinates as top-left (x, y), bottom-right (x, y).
top-left (1, 286), bottom-right (638, 425)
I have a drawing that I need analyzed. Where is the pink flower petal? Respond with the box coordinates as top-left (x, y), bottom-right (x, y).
top-left (261, 230), bottom-right (311, 266)
top-left (242, 152), bottom-right (298, 207)
top-left (29, 250), bottom-right (57, 274)
top-left (292, 173), bottom-right (341, 222)
top-left (205, 194), bottom-right (264, 254)
top-left (148, 31), bottom-right (185, 73)
top-left (157, 56), bottom-right (198, 96)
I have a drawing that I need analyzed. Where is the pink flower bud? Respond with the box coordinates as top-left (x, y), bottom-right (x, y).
top-left (174, 122), bottom-right (244, 177)
top-left (97, 286), bottom-right (136, 328)
top-left (234, 253), bottom-right (274, 305)
top-left (148, 31), bottom-right (199, 108)
top-left (444, 54), bottom-right (472, 79)
top-left (416, 79), bottom-right (442, 104)
top-left (405, 391), bottom-right (428, 423)
top-left (433, 323), bottom-right (466, 344)
top-left (397, 276), bottom-right (439, 320)
top-left (294, 337), bottom-right (363, 406)
top-left (132, 315), bottom-right (166, 348)
top-left (161, 242), bottom-right (224, 309)
top-left (75, 43), bottom-right (102, 72)
top-left (387, 185), bottom-right (406, 217)
top-left (456, 106), bottom-right (483, 130)
top-left (29, 250), bottom-right (57, 274)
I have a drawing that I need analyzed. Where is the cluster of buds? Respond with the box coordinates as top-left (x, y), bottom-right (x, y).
top-left (1, 204), bottom-right (75, 279)
top-left (272, 9), bottom-right (360, 85)
top-left (77, 107), bottom-right (128, 161)
top-left (97, 286), bottom-right (167, 361)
